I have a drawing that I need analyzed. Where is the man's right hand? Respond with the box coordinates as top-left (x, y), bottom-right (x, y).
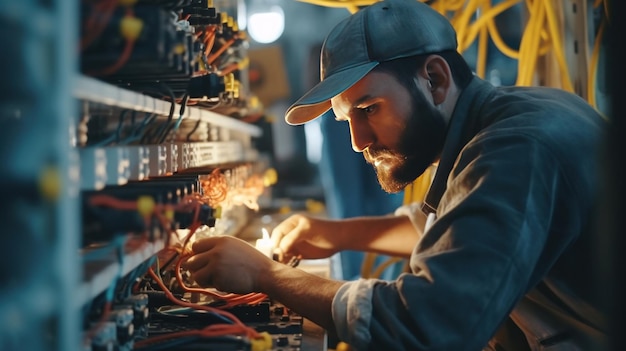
top-left (270, 214), bottom-right (343, 263)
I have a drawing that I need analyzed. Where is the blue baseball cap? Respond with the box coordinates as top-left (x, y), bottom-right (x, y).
top-left (285, 0), bottom-right (457, 125)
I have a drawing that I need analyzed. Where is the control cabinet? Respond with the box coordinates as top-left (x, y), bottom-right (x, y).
top-left (0, 1), bottom-right (313, 350)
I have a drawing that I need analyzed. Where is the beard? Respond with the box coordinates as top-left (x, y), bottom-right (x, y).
top-left (365, 87), bottom-right (448, 193)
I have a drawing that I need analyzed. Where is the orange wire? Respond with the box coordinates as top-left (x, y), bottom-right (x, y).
top-left (88, 194), bottom-right (141, 210)
top-left (173, 253), bottom-right (268, 308)
top-left (200, 168), bottom-right (229, 208)
top-left (133, 269), bottom-right (259, 349)
top-left (219, 62), bottom-right (240, 76)
top-left (148, 269), bottom-right (259, 334)
top-left (81, 0), bottom-right (118, 51)
top-left (206, 37), bottom-right (237, 65)
top-left (203, 26), bottom-right (218, 57)
top-left (96, 38), bottom-right (136, 76)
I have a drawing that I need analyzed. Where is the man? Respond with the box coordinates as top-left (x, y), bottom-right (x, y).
top-left (183, 0), bottom-right (607, 349)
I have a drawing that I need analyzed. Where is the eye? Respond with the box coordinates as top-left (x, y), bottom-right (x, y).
top-left (361, 104), bottom-right (377, 115)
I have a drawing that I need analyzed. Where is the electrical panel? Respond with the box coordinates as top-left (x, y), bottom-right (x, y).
top-left (0, 1), bottom-right (318, 350)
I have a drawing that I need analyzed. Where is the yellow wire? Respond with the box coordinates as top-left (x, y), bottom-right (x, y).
top-left (476, 2), bottom-right (489, 78)
top-left (346, 4), bottom-right (360, 13)
top-left (516, 0), bottom-right (533, 84)
top-left (486, 17), bottom-right (520, 59)
top-left (442, 0), bottom-right (467, 12)
top-left (453, 0), bottom-right (481, 55)
top-left (371, 257), bottom-right (404, 279)
top-left (542, 0), bottom-right (574, 92)
top-left (459, 0), bottom-right (522, 52)
top-left (588, 18), bottom-right (605, 110)
top-left (360, 252), bottom-right (377, 278)
top-left (430, 1), bottom-right (445, 14)
top-left (516, 0), bottom-right (544, 86)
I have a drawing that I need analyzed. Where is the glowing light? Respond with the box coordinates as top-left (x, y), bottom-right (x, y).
top-left (256, 228), bottom-right (274, 257)
top-left (247, 5), bottom-right (285, 44)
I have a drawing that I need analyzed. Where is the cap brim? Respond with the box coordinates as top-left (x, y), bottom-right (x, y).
top-left (285, 61), bottom-right (379, 125)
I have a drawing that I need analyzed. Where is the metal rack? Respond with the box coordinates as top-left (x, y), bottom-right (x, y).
top-left (0, 1), bottom-right (264, 350)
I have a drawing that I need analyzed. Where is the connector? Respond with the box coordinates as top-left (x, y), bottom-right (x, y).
top-left (120, 15), bottom-right (144, 41)
top-left (136, 195), bottom-right (155, 217)
top-left (39, 165), bottom-right (61, 201)
top-left (250, 332), bottom-right (273, 351)
top-left (263, 168), bottom-right (278, 187)
top-left (224, 73), bottom-right (236, 93)
top-left (187, 73), bottom-right (225, 99)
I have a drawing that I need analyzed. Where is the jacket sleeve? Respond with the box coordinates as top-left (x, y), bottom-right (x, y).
top-left (332, 132), bottom-right (582, 350)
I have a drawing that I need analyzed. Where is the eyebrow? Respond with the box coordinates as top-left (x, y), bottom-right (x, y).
top-left (334, 94), bottom-right (375, 121)
top-left (352, 94), bottom-right (374, 109)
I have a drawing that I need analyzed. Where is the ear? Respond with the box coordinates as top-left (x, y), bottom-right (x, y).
top-left (416, 55), bottom-right (452, 106)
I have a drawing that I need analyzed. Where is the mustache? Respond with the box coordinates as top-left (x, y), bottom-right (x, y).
top-left (364, 147), bottom-right (404, 163)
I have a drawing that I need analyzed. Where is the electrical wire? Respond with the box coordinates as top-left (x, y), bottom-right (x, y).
top-left (516, 0), bottom-right (545, 86)
top-left (86, 191), bottom-right (269, 308)
top-left (475, 1), bottom-right (489, 78)
top-left (200, 169), bottom-right (229, 208)
top-left (96, 37), bottom-right (136, 76)
top-left (80, 0), bottom-right (118, 51)
top-left (134, 268), bottom-right (261, 349)
top-left (83, 235), bottom-right (127, 345)
top-left (588, 16), bottom-right (606, 111)
top-left (458, 0), bottom-right (522, 53)
top-left (206, 37), bottom-right (237, 65)
top-left (542, 0), bottom-right (574, 92)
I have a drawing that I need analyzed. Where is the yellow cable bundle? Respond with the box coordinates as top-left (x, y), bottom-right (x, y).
top-left (588, 16), bottom-right (605, 110)
top-left (516, 0), bottom-right (545, 86)
top-left (474, 0), bottom-right (490, 78)
top-left (542, 0), bottom-right (574, 92)
top-left (588, 0), bottom-right (606, 112)
top-left (459, 0), bottom-right (522, 54)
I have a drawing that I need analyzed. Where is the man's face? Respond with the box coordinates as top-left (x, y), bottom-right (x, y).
top-left (330, 70), bottom-right (447, 193)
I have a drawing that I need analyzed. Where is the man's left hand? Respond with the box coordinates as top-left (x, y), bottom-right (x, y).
top-left (183, 236), bottom-right (274, 294)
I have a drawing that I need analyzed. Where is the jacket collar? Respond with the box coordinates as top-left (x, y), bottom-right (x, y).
top-left (422, 76), bottom-right (496, 215)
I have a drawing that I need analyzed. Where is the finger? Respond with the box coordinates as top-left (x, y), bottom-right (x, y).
top-left (270, 223), bottom-right (290, 248)
top-left (182, 251), bottom-right (210, 271)
top-left (191, 236), bottom-right (218, 253)
top-left (273, 246), bottom-right (298, 263)
top-left (190, 265), bottom-right (214, 288)
top-left (276, 231), bottom-right (299, 257)
top-left (272, 246), bottom-right (285, 262)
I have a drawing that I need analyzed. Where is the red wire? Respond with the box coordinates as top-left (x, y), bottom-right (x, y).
top-left (95, 38), bottom-right (136, 76)
top-left (144, 269), bottom-right (259, 338)
top-left (81, 0), bottom-right (118, 51)
top-left (173, 253), bottom-right (268, 308)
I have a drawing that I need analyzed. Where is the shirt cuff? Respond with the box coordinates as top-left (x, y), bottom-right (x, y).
top-left (394, 202), bottom-right (424, 230)
top-left (332, 278), bottom-right (382, 350)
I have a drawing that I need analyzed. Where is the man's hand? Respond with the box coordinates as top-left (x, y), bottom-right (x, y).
top-left (183, 236), bottom-right (274, 294)
top-left (270, 214), bottom-right (343, 263)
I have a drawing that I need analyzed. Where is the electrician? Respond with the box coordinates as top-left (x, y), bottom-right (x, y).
top-left (184, 0), bottom-right (608, 349)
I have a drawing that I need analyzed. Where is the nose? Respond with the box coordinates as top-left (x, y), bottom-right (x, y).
top-left (348, 119), bottom-right (374, 153)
